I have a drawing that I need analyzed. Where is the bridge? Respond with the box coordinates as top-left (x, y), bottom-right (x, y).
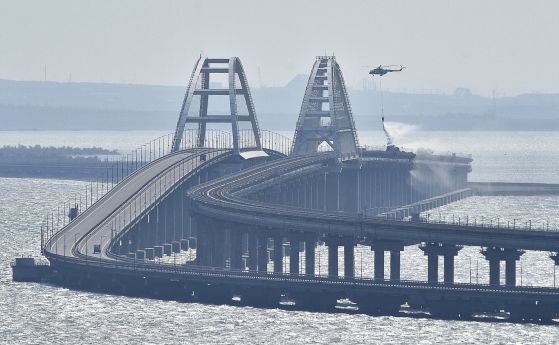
top-left (19, 56), bottom-right (559, 323)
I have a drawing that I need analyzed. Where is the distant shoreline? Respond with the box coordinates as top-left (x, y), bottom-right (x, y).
top-left (1, 79), bottom-right (558, 131)
top-left (0, 164), bottom-right (107, 181)
top-left (0, 145), bottom-right (119, 181)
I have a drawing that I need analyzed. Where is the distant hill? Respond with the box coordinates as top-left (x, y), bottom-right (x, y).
top-left (1, 78), bottom-right (558, 131)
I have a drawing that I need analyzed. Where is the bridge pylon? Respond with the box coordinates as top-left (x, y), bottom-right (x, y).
top-left (172, 56), bottom-right (262, 155)
top-left (291, 56), bottom-right (360, 160)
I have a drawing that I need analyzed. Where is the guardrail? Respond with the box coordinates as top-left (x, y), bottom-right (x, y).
top-left (41, 129), bottom-right (293, 253)
top-left (101, 149), bottom-right (233, 259)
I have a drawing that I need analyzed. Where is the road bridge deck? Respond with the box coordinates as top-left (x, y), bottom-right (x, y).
top-left (45, 148), bottom-right (229, 260)
top-left (189, 153), bottom-right (559, 251)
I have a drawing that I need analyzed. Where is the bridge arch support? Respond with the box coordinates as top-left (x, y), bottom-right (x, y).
top-left (172, 57), bottom-right (262, 155)
top-left (292, 56), bottom-right (360, 161)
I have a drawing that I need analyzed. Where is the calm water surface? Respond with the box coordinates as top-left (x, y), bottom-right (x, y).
top-left (1, 130), bottom-right (559, 344)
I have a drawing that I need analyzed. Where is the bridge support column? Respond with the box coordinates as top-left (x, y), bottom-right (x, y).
top-left (488, 257), bottom-right (500, 286)
top-left (212, 228), bottom-right (226, 268)
top-left (147, 210), bottom-right (157, 248)
top-left (339, 168), bottom-right (359, 213)
top-left (142, 213), bottom-right (151, 249)
top-left (420, 243), bottom-right (462, 284)
top-left (343, 240), bottom-right (355, 278)
top-left (505, 258), bottom-right (516, 287)
top-left (325, 237), bottom-right (339, 278)
top-left (444, 253), bottom-right (456, 284)
top-left (195, 226), bottom-right (210, 266)
top-left (390, 250), bottom-right (401, 281)
top-left (325, 171), bottom-right (339, 212)
top-left (229, 228), bottom-right (243, 270)
top-left (312, 176), bottom-right (319, 210)
top-left (273, 235), bottom-right (283, 274)
top-left (120, 235), bottom-right (130, 255)
top-left (248, 231), bottom-right (258, 271)
top-left (156, 205), bottom-right (164, 246)
top-left (370, 241), bottom-right (404, 281)
top-left (305, 237), bottom-right (316, 275)
top-left (290, 239), bottom-right (300, 275)
top-left (257, 232), bottom-right (268, 272)
top-left (304, 177), bottom-right (311, 209)
top-left (129, 229), bottom-right (139, 253)
top-left (427, 254), bottom-right (438, 283)
top-left (481, 247), bottom-right (524, 287)
top-left (164, 197), bottom-right (173, 244)
top-left (374, 250), bottom-right (384, 280)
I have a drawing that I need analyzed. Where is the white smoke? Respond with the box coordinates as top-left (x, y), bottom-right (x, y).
top-left (382, 121), bottom-right (418, 147)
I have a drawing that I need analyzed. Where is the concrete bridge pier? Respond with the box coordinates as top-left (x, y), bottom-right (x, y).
top-left (307, 176), bottom-right (314, 209)
top-left (482, 247), bottom-right (524, 286)
top-left (339, 167), bottom-right (359, 213)
top-left (289, 237), bottom-right (300, 275)
top-left (296, 180), bottom-right (304, 208)
top-left (171, 192), bottom-right (182, 242)
top-left (279, 184), bottom-right (288, 205)
top-left (138, 216), bottom-right (150, 249)
top-left (324, 171), bottom-right (340, 212)
top-left (323, 236), bottom-right (355, 278)
top-left (287, 182), bottom-right (296, 206)
top-left (177, 185), bottom-right (187, 242)
top-left (420, 243), bottom-right (462, 284)
top-left (229, 228), bottom-right (243, 270)
top-left (164, 196), bottom-right (175, 244)
top-left (189, 214), bottom-right (198, 249)
top-left (313, 174), bottom-right (322, 211)
top-left (118, 235), bottom-right (130, 255)
top-left (128, 231), bottom-right (138, 254)
top-left (154, 205), bottom-right (163, 246)
top-left (325, 236), bottom-right (340, 278)
top-left (146, 210), bottom-right (157, 248)
top-left (212, 227), bottom-right (226, 268)
top-left (247, 231), bottom-right (258, 271)
top-left (343, 239), bottom-right (355, 279)
top-left (370, 241), bottom-right (405, 281)
top-left (302, 176), bottom-right (310, 209)
top-left (273, 235), bottom-right (284, 273)
top-left (305, 235), bottom-right (316, 275)
top-left (194, 218), bottom-right (211, 266)
top-left (257, 232), bottom-right (268, 272)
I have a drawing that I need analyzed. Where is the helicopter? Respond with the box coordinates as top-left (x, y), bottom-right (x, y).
top-left (368, 65), bottom-right (405, 150)
top-left (369, 65), bottom-right (405, 77)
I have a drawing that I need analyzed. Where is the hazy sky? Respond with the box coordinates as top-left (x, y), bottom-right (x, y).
top-left (1, 0), bottom-right (558, 96)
